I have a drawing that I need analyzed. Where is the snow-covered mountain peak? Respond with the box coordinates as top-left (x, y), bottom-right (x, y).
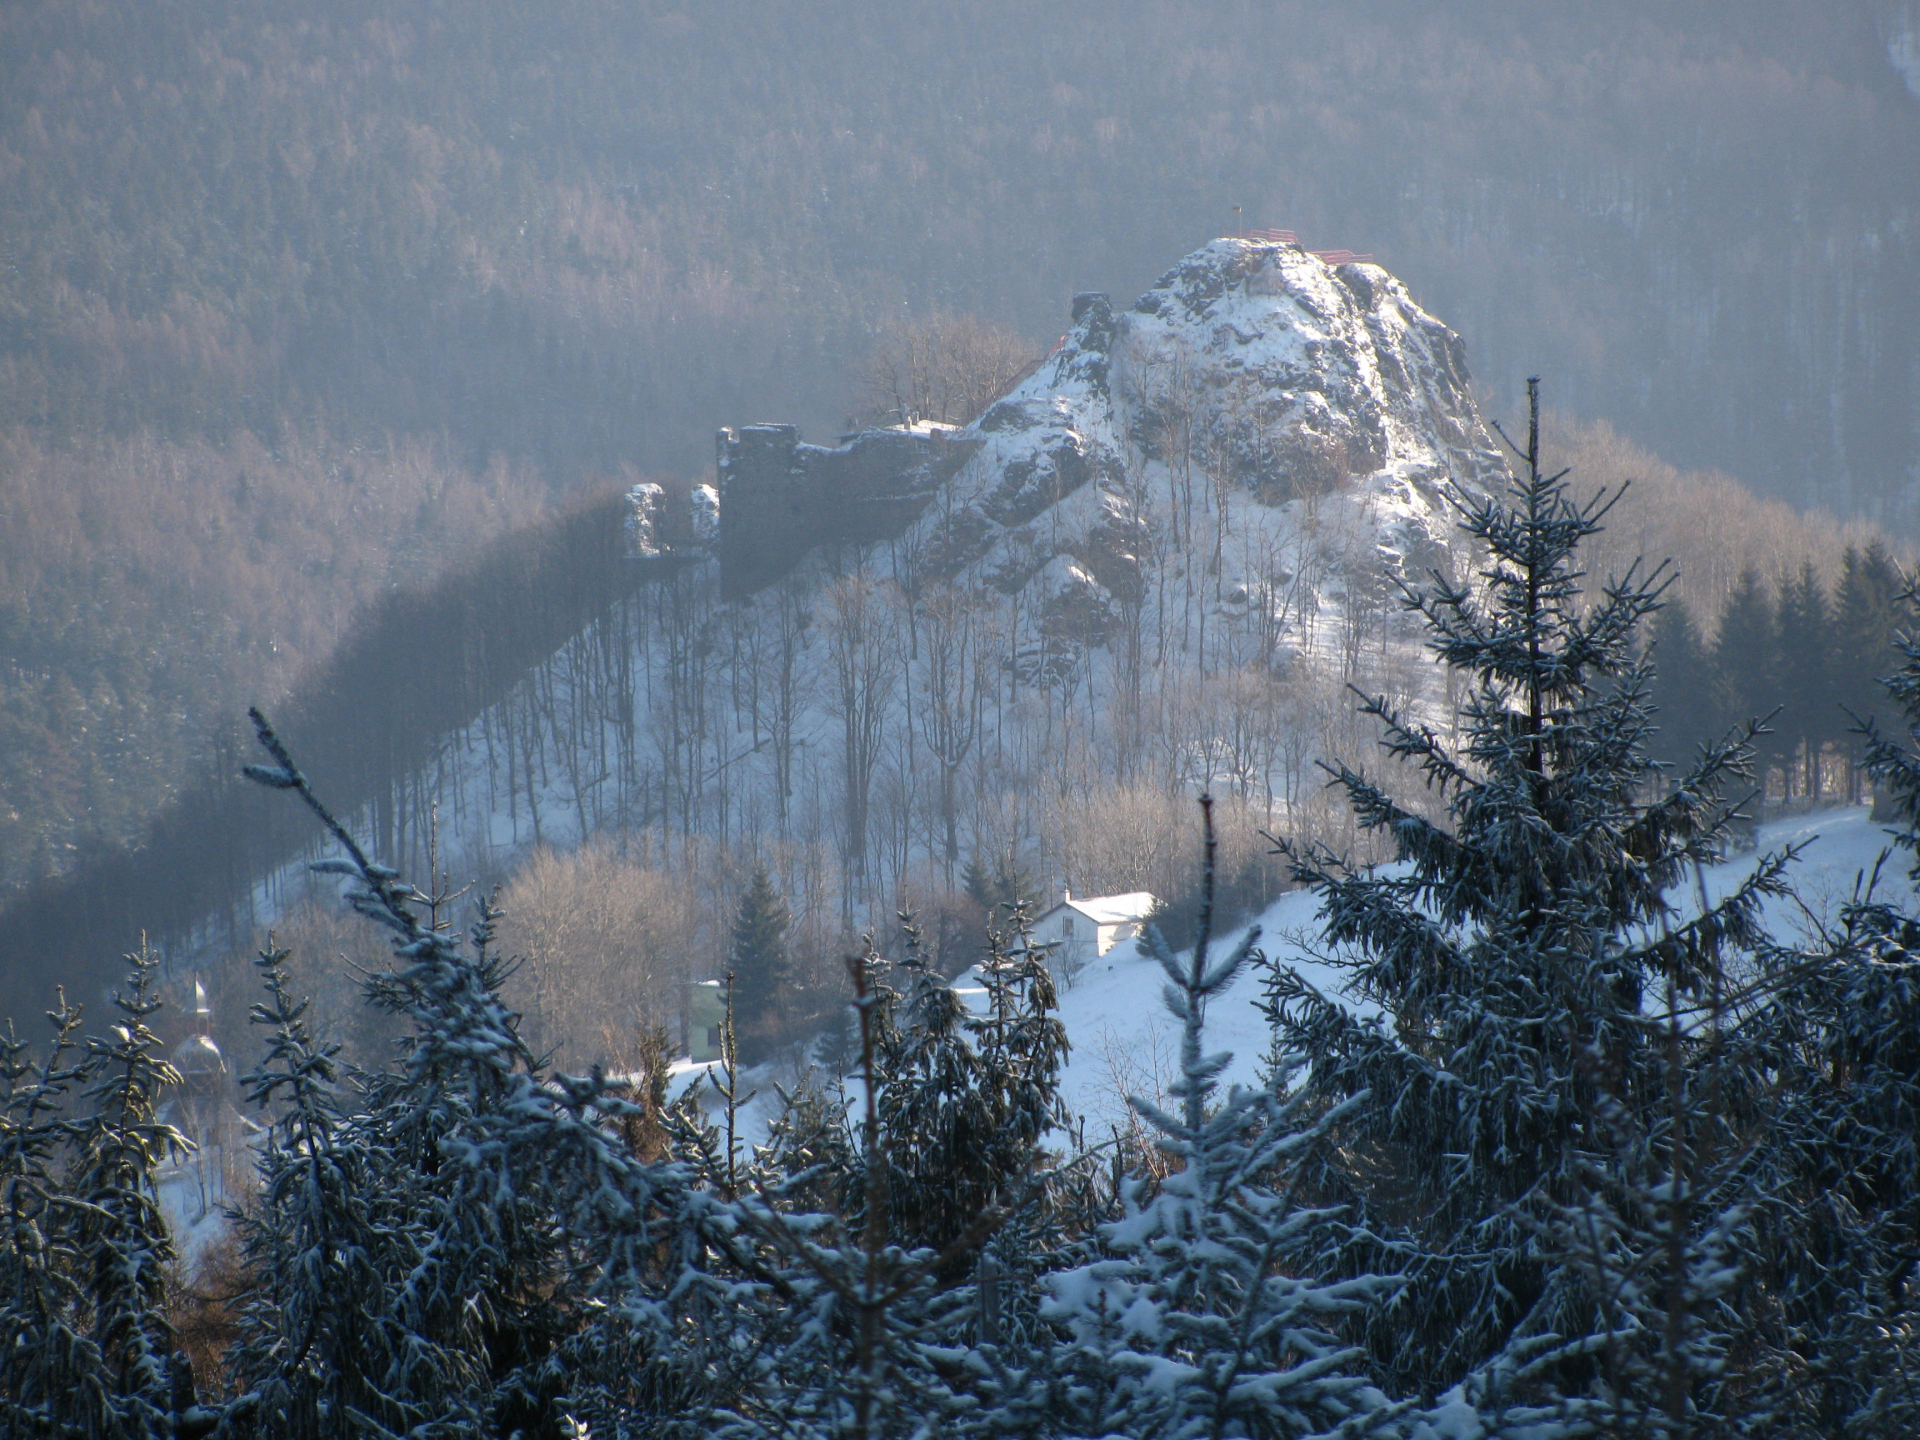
top-left (918, 236), bottom-right (1506, 650)
top-left (1124, 237), bottom-right (1498, 475)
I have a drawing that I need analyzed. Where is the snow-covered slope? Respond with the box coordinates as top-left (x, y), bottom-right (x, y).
top-left (213, 802), bottom-right (1920, 1173)
top-left (678, 805), bottom-right (1916, 1156)
top-left (227, 237), bottom-right (1515, 928)
top-left (1036, 804), bottom-right (1915, 1134)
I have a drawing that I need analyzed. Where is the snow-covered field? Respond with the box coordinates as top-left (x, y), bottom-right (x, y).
top-left (1036, 882), bottom-right (1366, 1136)
top-left (1047, 804), bottom-right (1915, 1128)
top-left (1044, 803), bottom-right (1917, 1131)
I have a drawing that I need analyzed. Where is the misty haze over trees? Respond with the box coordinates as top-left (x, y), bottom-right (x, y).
top-left (6, 2), bottom-right (1920, 1434)
top-left (3, 0), bottom-right (1919, 902)
top-left (8, 230), bottom-right (1903, 1075)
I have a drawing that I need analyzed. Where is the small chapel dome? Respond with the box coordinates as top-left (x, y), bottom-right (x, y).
top-left (171, 1033), bottom-right (225, 1082)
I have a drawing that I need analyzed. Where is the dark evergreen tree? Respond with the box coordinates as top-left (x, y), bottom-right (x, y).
top-left (1713, 569), bottom-right (1782, 783)
top-left (954, 908), bottom-right (1075, 1358)
top-left (1535, 977), bottom-right (1775, 1438)
top-left (1774, 561), bottom-right (1831, 798)
top-left (66, 945), bottom-right (196, 1440)
top-left (1831, 542), bottom-right (1902, 797)
top-left (877, 915), bottom-right (1067, 1269)
top-left (0, 952), bottom-right (203, 1440)
top-left (743, 1066), bottom-right (859, 1218)
top-left (729, 866), bottom-right (791, 1034)
top-left (0, 998), bottom-right (94, 1436)
top-left (1649, 596), bottom-right (1720, 769)
top-left (1756, 581), bottom-right (1920, 1432)
top-left (1268, 381), bottom-right (1793, 1418)
top-left (713, 945), bottom-right (981, 1440)
top-left (963, 849), bottom-right (1040, 922)
top-left (222, 940), bottom-right (427, 1439)
top-left (695, 892), bottom-right (1076, 1440)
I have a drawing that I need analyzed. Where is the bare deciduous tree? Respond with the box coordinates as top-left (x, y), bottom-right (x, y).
top-left (496, 841), bottom-right (701, 1065)
top-left (857, 310), bottom-right (1038, 427)
top-left (763, 579), bottom-right (814, 830)
top-left (823, 574), bottom-right (900, 909)
top-left (917, 583), bottom-right (985, 878)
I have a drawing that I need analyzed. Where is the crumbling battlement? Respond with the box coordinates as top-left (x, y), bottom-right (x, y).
top-left (715, 422), bottom-right (979, 597)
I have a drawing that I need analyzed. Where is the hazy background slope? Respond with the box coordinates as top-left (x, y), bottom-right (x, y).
top-left (2, 0), bottom-right (1918, 897)
top-left (3, 0), bottom-right (1916, 498)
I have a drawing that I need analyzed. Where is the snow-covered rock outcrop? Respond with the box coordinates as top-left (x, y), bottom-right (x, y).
top-left (919, 237), bottom-right (1507, 632)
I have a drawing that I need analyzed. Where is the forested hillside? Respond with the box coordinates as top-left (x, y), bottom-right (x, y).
top-left (9, 239), bottom-right (1901, 1074)
top-left (4, 1), bottom-right (1915, 499)
top-left (0, 429), bottom-right (545, 891)
top-left (4, 0), bottom-right (1918, 905)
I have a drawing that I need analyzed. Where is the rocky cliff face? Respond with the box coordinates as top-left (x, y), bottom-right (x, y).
top-left (695, 237), bottom-right (1507, 649)
top-left (915, 237), bottom-right (1506, 652)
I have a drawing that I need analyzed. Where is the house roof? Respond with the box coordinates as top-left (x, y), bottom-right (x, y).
top-left (1040, 891), bottom-right (1160, 926)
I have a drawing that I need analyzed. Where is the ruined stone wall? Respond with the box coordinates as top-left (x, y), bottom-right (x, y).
top-left (715, 422), bottom-right (978, 597)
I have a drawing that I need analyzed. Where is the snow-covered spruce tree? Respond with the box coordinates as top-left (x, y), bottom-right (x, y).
top-left (0, 996), bottom-right (94, 1436)
top-left (1531, 983), bottom-right (1769, 1438)
top-left (879, 913), bottom-right (1067, 1271)
top-left (69, 944), bottom-right (200, 1438)
top-left (712, 944), bottom-right (993, 1440)
top-left (701, 907), bottom-right (1067, 1440)
top-left (1750, 582), bottom-right (1920, 1433)
top-left (220, 938), bottom-right (429, 1438)
top-left (0, 954), bottom-right (220, 1440)
top-left (70, 949), bottom-right (193, 1435)
top-left (231, 709), bottom-right (714, 1438)
top-left (1268, 380), bottom-right (1793, 1408)
top-left (955, 904), bottom-right (1077, 1361)
top-left (741, 1061), bottom-right (859, 1218)
top-left (1040, 798), bottom-right (1398, 1440)
top-left (877, 911), bottom-right (1074, 1437)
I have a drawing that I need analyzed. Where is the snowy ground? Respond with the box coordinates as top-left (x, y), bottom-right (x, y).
top-left (1027, 888), bottom-right (1366, 1137)
top-left (1716, 804), bottom-right (1914, 940)
top-left (1013, 802), bottom-right (1915, 1139)
top-left (215, 803), bottom-right (1912, 1178)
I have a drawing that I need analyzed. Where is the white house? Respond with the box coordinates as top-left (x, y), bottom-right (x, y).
top-left (1031, 888), bottom-right (1160, 976)
top-left (687, 979), bottom-right (727, 1063)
